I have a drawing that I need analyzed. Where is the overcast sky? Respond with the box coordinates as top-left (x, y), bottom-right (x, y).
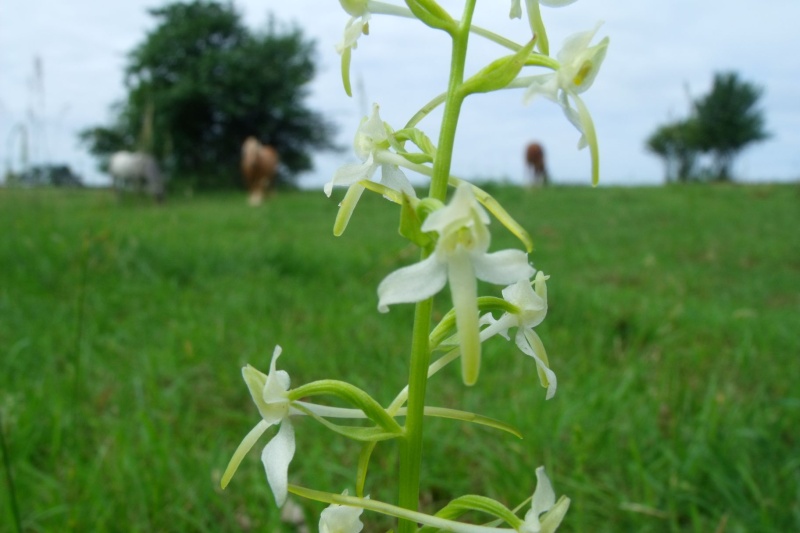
top-left (1, 0), bottom-right (799, 188)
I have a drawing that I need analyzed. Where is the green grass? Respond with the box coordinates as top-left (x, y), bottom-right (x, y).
top-left (1, 184), bottom-right (798, 532)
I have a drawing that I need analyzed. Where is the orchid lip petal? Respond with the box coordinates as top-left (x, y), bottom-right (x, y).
top-left (447, 250), bottom-right (481, 386)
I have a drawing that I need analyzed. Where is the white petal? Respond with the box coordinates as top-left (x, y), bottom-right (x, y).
top-left (540, 496), bottom-right (571, 533)
top-left (557, 24), bottom-right (601, 64)
top-left (319, 499), bottom-right (365, 533)
top-left (517, 329), bottom-right (557, 399)
top-left (522, 466), bottom-right (557, 532)
top-left (509, 0), bottom-right (522, 18)
top-left (557, 92), bottom-right (587, 148)
top-left (263, 420), bottom-right (296, 507)
top-left (502, 278), bottom-right (547, 328)
top-left (379, 163), bottom-right (415, 197)
top-left (532, 466), bottom-right (556, 516)
top-left (422, 183), bottom-right (488, 234)
top-left (377, 254), bottom-right (447, 312)
top-left (479, 312), bottom-right (510, 341)
top-left (472, 249), bottom-right (534, 286)
top-left (325, 157), bottom-right (376, 196)
top-left (356, 103), bottom-right (388, 158)
top-left (335, 15), bottom-right (368, 54)
top-left (523, 74), bottom-right (560, 104)
top-left (539, 0), bottom-right (578, 7)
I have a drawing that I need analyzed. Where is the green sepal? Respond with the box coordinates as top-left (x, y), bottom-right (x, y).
top-left (289, 379), bottom-right (403, 435)
top-left (418, 495), bottom-right (524, 533)
top-left (450, 177), bottom-right (534, 252)
top-left (422, 407), bottom-right (522, 439)
top-left (458, 38), bottom-right (536, 97)
top-left (292, 403), bottom-right (400, 442)
top-left (404, 0), bottom-right (456, 33)
top-left (430, 296), bottom-right (521, 350)
top-left (399, 192), bottom-right (433, 247)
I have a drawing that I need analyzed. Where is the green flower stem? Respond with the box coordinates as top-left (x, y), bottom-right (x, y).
top-left (428, 0), bottom-right (476, 202)
top-left (398, 3), bottom-right (477, 532)
top-left (397, 296), bottom-right (434, 533)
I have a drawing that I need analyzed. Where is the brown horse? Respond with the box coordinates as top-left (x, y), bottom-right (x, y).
top-left (241, 137), bottom-right (279, 205)
top-left (525, 142), bottom-right (548, 186)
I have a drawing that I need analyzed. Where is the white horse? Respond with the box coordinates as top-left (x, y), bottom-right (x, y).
top-left (109, 151), bottom-right (165, 202)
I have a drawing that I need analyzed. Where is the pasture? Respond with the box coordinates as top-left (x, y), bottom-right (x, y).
top-left (1, 184), bottom-right (798, 532)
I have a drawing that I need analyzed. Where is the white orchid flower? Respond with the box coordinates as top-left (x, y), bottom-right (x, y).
top-left (220, 345), bottom-right (295, 507)
top-left (319, 491), bottom-right (366, 533)
top-left (509, 0), bottom-right (578, 56)
top-left (336, 1), bottom-right (415, 95)
top-left (325, 103), bottom-right (416, 235)
top-left (480, 271), bottom-right (557, 399)
top-left (522, 23), bottom-right (608, 185)
top-left (521, 467), bottom-right (570, 533)
top-left (378, 184), bottom-right (534, 385)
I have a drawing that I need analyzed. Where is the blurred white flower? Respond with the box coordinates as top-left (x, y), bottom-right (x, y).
top-left (220, 345), bottom-right (295, 507)
top-left (523, 24), bottom-right (608, 183)
top-left (521, 466), bottom-right (570, 533)
top-left (336, 1), bottom-right (414, 95)
top-left (325, 104), bottom-right (415, 235)
top-left (378, 184), bottom-right (533, 385)
top-left (319, 492), bottom-right (365, 533)
top-left (480, 271), bottom-right (557, 399)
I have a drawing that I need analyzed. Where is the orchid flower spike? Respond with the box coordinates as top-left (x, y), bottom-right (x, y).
top-left (509, 0), bottom-right (579, 56)
top-left (378, 184), bottom-right (534, 385)
top-left (220, 346), bottom-right (295, 507)
top-left (480, 271), bottom-right (557, 399)
top-left (319, 491), bottom-right (366, 533)
top-left (325, 103), bottom-right (416, 236)
top-left (523, 23), bottom-right (609, 185)
top-left (521, 467), bottom-right (571, 533)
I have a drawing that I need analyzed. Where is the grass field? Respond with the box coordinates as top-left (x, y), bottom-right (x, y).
top-left (1, 183), bottom-right (798, 532)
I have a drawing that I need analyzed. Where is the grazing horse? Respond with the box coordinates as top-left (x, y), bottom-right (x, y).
top-left (525, 142), bottom-right (549, 186)
top-left (109, 151), bottom-right (165, 202)
top-left (241, 137), bottom-right (279, 206)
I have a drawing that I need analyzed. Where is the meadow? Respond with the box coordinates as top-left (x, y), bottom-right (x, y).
top-left (1, 183), bottom-right (798, 532)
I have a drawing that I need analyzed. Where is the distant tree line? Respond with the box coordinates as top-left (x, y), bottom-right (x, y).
top-left (80, 0), bottom-right (337, 190)
top-left (646, 71), bottom-right (768, 183)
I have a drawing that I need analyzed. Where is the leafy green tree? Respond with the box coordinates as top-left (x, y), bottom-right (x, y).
top-left (693, 71), bottom-right (769, 181)
top-left (80, 0), bottom-right (336, 189)
top-left (645, 119), bottom-right (701, 183)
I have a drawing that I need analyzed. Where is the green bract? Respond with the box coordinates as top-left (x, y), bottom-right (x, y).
top-left (459, 38), bottom-right (536, 97)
